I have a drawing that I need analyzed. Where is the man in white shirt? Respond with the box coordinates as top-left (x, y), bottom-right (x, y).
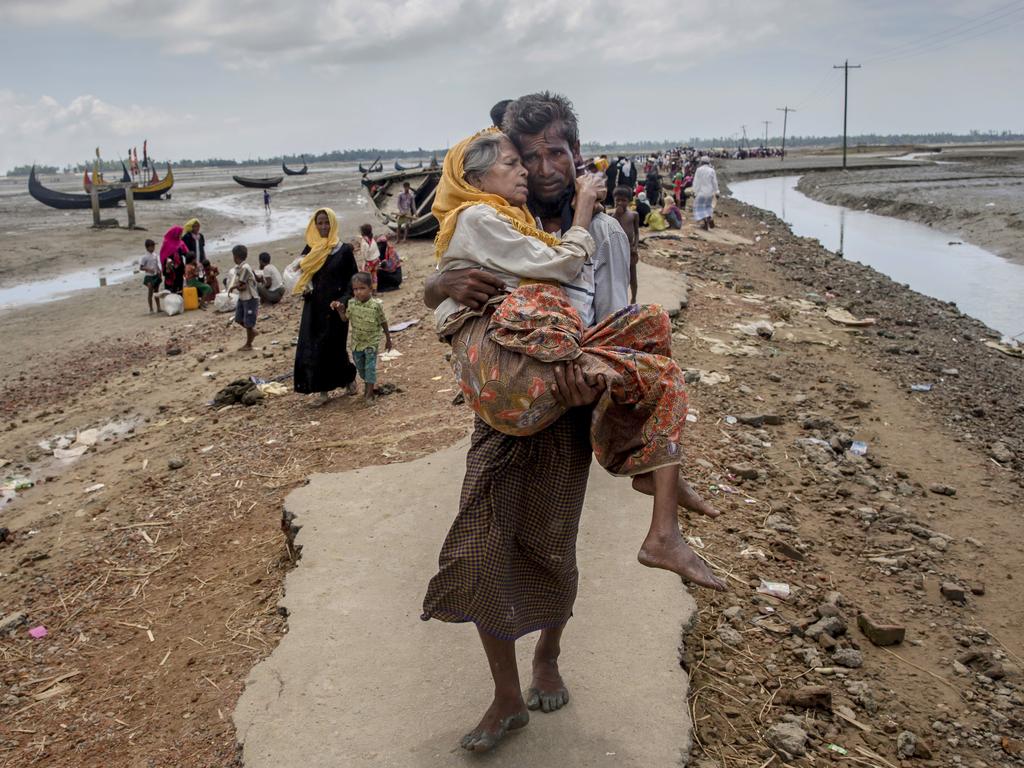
top-left (691, 156), bottom-right (720, 230)
top-left (256, 252), bottom-right (285, 304)
top-left (396, 182), bottom-right (415, 242)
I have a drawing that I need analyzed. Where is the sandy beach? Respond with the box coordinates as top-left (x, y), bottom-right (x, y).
top-left (1, 157), bottom-right (1023, 766)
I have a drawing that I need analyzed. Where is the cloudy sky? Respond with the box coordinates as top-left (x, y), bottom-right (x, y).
top-left (1, 0), bottom-right (1022, 172)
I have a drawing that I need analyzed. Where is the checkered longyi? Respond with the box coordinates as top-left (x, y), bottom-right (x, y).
top-left (421, 413), bottom-right (592, 640)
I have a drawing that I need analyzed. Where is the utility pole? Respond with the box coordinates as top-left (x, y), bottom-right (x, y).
top-left (762, 120), bottom-right (772, 148)
top-left (776, 106), bottom-right (795, 161)
top-left (740, 124), bottom-right (750, 150)
top-left (833, 60), bottom-right (861, 169)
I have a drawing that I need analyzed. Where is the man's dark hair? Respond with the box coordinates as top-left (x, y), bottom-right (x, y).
top-left (360, 223), bottom-right (373, 236)
top-left (613, 185), bottom-right (633, 199)
top-left (258, 251), bottom-right (271, 265)
top-left (232, 244), bottom-right (248, 260)
top-left (351, 272), bottom-right (373, 288)
top-left (489, 99), bottom-right (512, 128)
top-left (144, 238), bottom-right (156, 248)
top-left (502, 91), bottom-right (579, 148)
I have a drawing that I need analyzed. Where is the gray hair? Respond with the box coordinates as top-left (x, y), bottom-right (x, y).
top-left (463, 133), bottom-right (505, 187)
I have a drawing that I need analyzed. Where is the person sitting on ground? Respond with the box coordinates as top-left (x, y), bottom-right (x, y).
top-left (395, 182), bottom-right (415, 243)
top-left (139, 238), bottom-right (162, 313)
top-left (661, 195), bottom-right (683, 229)
top-left (634, 191), bottom-right (651, 228)
top-left (375, 234), bottom-right (403, 292)
top-left (357, 223), bottom-right (379, 292)
top-left (201, 257), bottom-right (220, 299)
top-left (610, 186), bottom-right (640, 303)
top-left (256, 252), bottom-right (285, 304)
top-left (159, 225), bottom-right (188, 294)
top-left (433, 128), bottom-right (725, 591)
top-left (227, 244), bottom-right (259, 350)
top-left (184, 253), bottom-right (213, 306)
top-left (330, 272), bottom-right (393, 401)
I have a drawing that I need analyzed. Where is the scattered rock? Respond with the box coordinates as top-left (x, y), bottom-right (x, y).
top-left (168, 457), bottom-right (186, 470)
top-left (897, 730), bottom-right (932, 759)
top-left (940, 582), bottom-right (967, 603)
top-left (857, 613), bottom-right (905, 646)
top-left (771, 540), bottom-right (806, 562)
top-left (776, 685), bottom-right (832, 711)
top-left (727, 462), bottom-right (760, 480)
top-left (717, 626), bottom-right (744, 646)
top-left (805, 615), bottom-right (846, 639)
top-left (928, 483), bottom-right (957, 496)
top-left (766, 722), bottom-right (808, 758)
top-left (0, 611), bottom-right (28, 634)
top-left (990, 442), bottom-right (1014, 464)
top-left (831, 648), bottom-right (864, 668)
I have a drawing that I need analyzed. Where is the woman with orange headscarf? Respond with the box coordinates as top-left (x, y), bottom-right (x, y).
top-left (292, 208), bottom-right (358, 403)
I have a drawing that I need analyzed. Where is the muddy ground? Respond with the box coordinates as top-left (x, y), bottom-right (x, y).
top-left (1, 192), bottom-right (1022, 767)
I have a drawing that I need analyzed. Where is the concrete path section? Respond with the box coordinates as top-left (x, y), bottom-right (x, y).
top-left (234, 263), bottom-right (696, 767)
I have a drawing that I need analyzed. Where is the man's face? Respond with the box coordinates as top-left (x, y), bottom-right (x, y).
top-left (515, 124), bottom-right (577, 204)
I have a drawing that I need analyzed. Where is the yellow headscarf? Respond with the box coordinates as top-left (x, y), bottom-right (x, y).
top-left (432, 127), bottom-right (561, 262)
top-left (183, 217), bottom-right (200, 234)
top-left (292, 208), bottom-right (339, 295)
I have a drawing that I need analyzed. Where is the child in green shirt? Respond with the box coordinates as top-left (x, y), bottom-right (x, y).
top-left (331, 272), bottom-right (393, 400)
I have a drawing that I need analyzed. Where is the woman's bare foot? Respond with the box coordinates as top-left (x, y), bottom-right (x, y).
top-left (638, 533), bottom-right (727, 590)
top-left (459, 696), bottom-right (529, 753)
top-left (526, 657), bottom-right (569, 713)
top-left (346, 382), bottom-right (359, 396)
top-left (632, 473), bottom-right (721, 517)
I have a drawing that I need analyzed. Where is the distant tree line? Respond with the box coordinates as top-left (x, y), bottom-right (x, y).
top-left (8, 130), bottom-right (1023, 175)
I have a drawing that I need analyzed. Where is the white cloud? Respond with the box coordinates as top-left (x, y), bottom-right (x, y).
top-left (0, 90), bottom-right (179, 172)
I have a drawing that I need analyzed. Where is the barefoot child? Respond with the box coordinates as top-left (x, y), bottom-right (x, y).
top-left (331, 273), bottom-right (393, 400)
top-left (227, 245), bottom-right (259, 350)
top-left (610, 186), bottom-right (640, 303)
top-left (433, 129), bottom-right (724, 591)
top-left (139, 239), bottom-right (162, 313)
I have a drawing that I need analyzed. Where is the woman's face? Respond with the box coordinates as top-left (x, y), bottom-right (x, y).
top-left (315, 211), bottom-right (331, 238)
top-left (191, 222), bottom-right (200, 235)
top-left (477, 139), bottom-right (529, 206)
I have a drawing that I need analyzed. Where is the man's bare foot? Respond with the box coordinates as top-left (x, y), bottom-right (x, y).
top-left (632, 473), bottom-right (721, 517)
top-left (346, 382), bottom-right (359, 396)
top-left (526, 657), bottom-right (569, 713)
top-left (638, 533), bottom-right (727, 590)
top-left (459, 696), bottom-right (529, 753)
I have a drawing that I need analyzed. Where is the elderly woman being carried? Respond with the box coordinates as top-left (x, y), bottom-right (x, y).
top-left (433, 129), bottom-right (724, 591)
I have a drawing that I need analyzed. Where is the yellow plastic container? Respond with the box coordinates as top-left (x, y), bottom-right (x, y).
top-left (182, 286), bottom-right (199, 311)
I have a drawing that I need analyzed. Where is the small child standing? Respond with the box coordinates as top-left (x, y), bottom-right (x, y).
top-left (139, 238), bottom-right (162, 313)
top-left (610, 186), bottom-right (641, 303)
top-left (227, 244), bottom-right (259, 350)
top-left (330, 272), bottom-right (392, 400)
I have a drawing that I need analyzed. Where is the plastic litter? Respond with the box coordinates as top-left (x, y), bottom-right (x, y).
top-left (756, 579), bottom-right (792, 599)
top-left (378, 349), bottom-right (403, 362)
top-left (724, 415), bottom-right (738, 425)
top-left (1, 476), bottom-right (34, 491)
top-left (28, 625), bottom-right (48, 639)
top-left (850, 441), bottom-right (868, 456)
top-left (84, 483), bottom-right (105, 493)
top-left (54, 445), bottom-right (89, 460)
top-left (282, 259), bottom-right (302, 294)
top-left (910, 383), bottom-right (933, 392)
top-left (256, 382), bottom-right (290, 396)
top-left (213, 292), bottom-right (238, 313)
top-left (825, 744), bottom-right (849, 756)
top-left (163, 293), bottom-right (184, 316)
top-left (388, 319), bottom-right (420, 333)
top-left (740, 546), bottom-right (767, 560)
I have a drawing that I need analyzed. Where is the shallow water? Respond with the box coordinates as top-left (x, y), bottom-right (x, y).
top-left (0, 180), bottom-right (366, 312)
top-left (729, 174), bottom-right (1024, 338)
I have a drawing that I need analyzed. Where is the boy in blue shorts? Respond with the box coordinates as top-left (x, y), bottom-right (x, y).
top-left (228, 244), bottom-right (259, 350)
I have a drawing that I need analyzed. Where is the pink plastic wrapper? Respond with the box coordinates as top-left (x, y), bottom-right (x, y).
top-left (28, 625), bottom-right (48, 639)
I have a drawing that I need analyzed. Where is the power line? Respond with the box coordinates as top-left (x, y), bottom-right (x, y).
top-left (833, 60), bottom-right (861, 169)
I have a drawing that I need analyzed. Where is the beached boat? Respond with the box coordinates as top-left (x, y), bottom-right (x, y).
top-left (132, 164), bottom-right (175, 199)
top-left (358, 158), bottom-right (384, 174)
top-left (282, 156), bottom-right (308, 175)
top-left (232, 175), bottom-right (283, 189)
top-left (394, 160), bottom-right (423, 172)
top-left (83, 164), bottom-right (131, 192)
top-left (30, 166), bottom-right (124, 210)
top-left (364, 167), bottom-right (441, 238)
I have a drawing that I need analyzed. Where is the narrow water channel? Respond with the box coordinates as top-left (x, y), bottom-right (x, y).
top-left (729, 174), bottom-right (1024, 338)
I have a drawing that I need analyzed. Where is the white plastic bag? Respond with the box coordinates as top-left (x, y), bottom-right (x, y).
top-left (214, 292), bottom-right (238, 313)
top-left (282, 258), bottom-right (303, 295)
top-left (163, 293), bottom-right (184, 316)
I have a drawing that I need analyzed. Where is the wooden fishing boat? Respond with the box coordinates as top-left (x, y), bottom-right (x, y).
top-left (364, 166), bottom-right (441, 238)
top-left (358, 158), bottom-right (383, 174)
top-left (394, 160), bottom-right (423, 172)
top-left (232, 175), bottom-right (283, 189)
top-left (30, 166), bottom-right (124, 210)
top-left (282, 156), bottom-right (308, 175)
top-left (132, 164), bottom-right (175, 199)
top-left (83, 164), bottom-right (131, 192)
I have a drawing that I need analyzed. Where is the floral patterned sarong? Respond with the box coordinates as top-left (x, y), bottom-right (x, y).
top-left (449, 283), bottom-right (688, 476)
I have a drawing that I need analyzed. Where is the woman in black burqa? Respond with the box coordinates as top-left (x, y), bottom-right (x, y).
top-left (291, 208), bottom-right (358, 403)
